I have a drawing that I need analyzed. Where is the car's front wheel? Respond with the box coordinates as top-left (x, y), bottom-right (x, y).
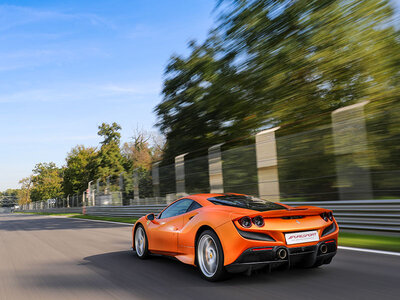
top-left (134, 225), bottom-right (149, 259)
top-left (196, 230), bottom-right (226, 281)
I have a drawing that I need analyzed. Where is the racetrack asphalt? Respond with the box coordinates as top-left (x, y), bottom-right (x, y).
top-left (1, 213), bottom-right (399, 300)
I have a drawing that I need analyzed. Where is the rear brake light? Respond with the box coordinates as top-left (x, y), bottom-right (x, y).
top-left (238, 217), bottom-right (252, 228)
top-left (320, 213), bottom-right (328, 222)
top-left (252, 216), bottom-right (265, 227)
top-left (328, 212), bottom-right (333, 221)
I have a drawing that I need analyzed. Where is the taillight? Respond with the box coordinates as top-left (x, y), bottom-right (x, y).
top-left (238, 217), bottom-right (252, 228)
top-left (320, 212), bottom-right (328, 222)
top-left (328, 211), bottom-right (333, 221)
top-left (252, 216), bottom-right (265, 227)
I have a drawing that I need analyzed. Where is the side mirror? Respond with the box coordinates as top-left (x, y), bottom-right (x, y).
top-left (146, 213), bottom-right (155, 221)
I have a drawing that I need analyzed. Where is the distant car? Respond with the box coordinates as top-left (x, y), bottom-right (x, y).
top-left (132, 193), bottom-right (338, 281)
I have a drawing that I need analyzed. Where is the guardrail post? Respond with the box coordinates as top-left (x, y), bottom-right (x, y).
top-left (255, 127), bottom-right (281, 201)
top-left (332, 101), bottom-right (372, 200)
top-left (152, 162), bottom-right (160, 198)
top-left (175, 153), bottom-right (188, 197)
top-left (208, 143), bottom-right (224, 193)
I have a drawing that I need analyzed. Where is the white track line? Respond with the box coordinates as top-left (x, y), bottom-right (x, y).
top-left (338, 246), bottom-right (400, 256)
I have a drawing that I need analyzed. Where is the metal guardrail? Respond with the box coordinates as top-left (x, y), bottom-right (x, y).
top-left (15, 199), bottom-right (400, 233)
top-left (85, 205), bottom-right (166, 218)
top-left (284, 200), bottom-right (400, 233)
top-left (17, 207), bottom-right (83, 214)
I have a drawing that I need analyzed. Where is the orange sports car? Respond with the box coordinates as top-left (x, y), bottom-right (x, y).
top-left (132, 193), bottom-right (338, 281)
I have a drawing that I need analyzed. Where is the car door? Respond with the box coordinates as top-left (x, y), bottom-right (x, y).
top-left (147, 199), bottom-right (193, 254)
top-left (177, 200), bottom-right (203, 250)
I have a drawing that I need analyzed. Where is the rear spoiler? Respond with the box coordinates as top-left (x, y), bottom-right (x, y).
top-left (231, 206), bottom-right (331, 220)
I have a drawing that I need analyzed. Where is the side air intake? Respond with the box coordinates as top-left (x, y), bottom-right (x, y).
top-left (321, 222), bottom-right (336, 237)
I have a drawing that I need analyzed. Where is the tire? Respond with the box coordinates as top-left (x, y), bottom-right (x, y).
top-left (196, 230), bottom-right (227, 281)
top-left (134, 224), bottom-right (149, 259)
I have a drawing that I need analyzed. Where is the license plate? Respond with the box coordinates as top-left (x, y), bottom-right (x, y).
top-left (285, 230), bottom-right (319, 245)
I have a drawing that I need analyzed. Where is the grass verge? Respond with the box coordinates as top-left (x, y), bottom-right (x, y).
top-left (70, 214), bottom-right (137, 224)
top-left (338, 232), bottom-right (400, 253)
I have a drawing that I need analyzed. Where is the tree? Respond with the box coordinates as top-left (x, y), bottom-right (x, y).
top-left (63, 145), bottom-right (98, 195)
top-left (155, 36), bottom-right (253, 162)
top-left (18, 177), bottom-right (33, 205)
top-left (98, 122), bottom-right (122, 145)
top-left (30, 162), bottom-right (63, 202)
top-left (95, 123), bottom-right (125, 185)
top-left (121, 129), bottom-right (165, 198)
top-left (121, 129), bottom-right (153, 171)
top-left (219, 0), bottom-right (399, 128)
top-left (156, 0), bottom-right (399, 156)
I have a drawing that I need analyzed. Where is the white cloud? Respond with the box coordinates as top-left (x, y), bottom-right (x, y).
top-left (0, 81), bottom-right (161, 104)
top-left (0, 4), bottom-right (114, 31)
top-left (99, 82), bottom-right (161, 96)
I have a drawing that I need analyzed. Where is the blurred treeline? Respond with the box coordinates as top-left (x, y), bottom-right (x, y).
top-left (155, 0), bottom-right (400, 200)
top-left (15, 123), bottom-right (164, 205)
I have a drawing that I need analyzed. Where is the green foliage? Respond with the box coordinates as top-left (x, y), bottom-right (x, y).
top-left (18, 176), bottom-right (33, 205)
top-left (156, 0), bottom-right (399, 159)
top-left (95, 122), bottom-right (125, 185)
top-left (155, 36), bottom-right (255, 162)
top-left (30, 162), bottom-right (63, 202)
top-left (0, 189), bottom-right (19, 197)
top-left (98, 122), bottom-right (122, 145)
top-left (16, 123), bottom-right (159, 202)
top-left (63, 145), bottom-right (98, 195)
top-left (153, 0), bottom-right (400, 200)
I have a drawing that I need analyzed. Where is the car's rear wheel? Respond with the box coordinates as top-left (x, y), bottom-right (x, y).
top-left (134, 225), bottom-right (149, 259)
top-left (196, 230), bottom-right (226, 281)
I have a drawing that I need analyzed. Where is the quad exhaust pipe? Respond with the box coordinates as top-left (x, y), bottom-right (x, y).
top-left (277, 248), bottom-right (287, 260)
top-left (320, 244), bottom-right (328, 254)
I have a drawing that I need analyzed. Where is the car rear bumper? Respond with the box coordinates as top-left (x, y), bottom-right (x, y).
top-left (225, 240), bottom-right (337, 273)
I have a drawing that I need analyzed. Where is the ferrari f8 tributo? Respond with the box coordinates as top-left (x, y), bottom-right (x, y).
top-left (132, 193), bottom-right (338, 281)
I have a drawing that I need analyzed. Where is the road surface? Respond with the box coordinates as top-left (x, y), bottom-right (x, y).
top-left (0, 213), bottom-right (399, 300)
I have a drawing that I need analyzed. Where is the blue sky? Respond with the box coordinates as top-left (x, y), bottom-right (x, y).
top-left (0, 0), bottom-right (216, 190)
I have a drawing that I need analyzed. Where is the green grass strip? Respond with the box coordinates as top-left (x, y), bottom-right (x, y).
top-left (70, 214), bottom-right (137, 224)
top-left (338, 232), bottom-right (400, 253)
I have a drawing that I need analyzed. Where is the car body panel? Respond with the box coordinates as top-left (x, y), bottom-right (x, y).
top-left (132, 193), bottom-right (339, 267)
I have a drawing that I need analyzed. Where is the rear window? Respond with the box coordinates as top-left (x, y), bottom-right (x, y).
top-left (207, 195), bottom-right (286, 212)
